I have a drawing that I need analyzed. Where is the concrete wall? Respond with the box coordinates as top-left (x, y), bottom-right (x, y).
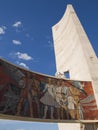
top-left (52, 4), bottom-right (98, 108)
top-left (58, 123), bottom-right (97, 130)
top-left (58, 123), bottom-right (81, 130)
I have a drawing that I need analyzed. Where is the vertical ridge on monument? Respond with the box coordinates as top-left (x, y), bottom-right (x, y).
top-left (0, 4), bottom-right (98, 130)
top-left (52, 4), bottom-right (98, 81)
top-left (52, 4), bottom-right (98, 108)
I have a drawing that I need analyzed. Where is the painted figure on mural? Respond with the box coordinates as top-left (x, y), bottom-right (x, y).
top-left (74, 95), bottom-right (84, 119)
top-left (59, 81), bottom-right (69, 119)
top-left (1, 59), bottom-right (98, 120)
top-left (67, 90), bottom-right (76, 119)
top-left (30, 79), bottom-right (41, 117)
top-left (60, 93), bottom-right (69, 119)
top-left (69, 82), bottom-right (84, 119)
top-left (72, 81), bottom-right (87, 96)
top-left (40, 78), bottom-right (55, 119)
top-left (0, 62), bottom-right (21, 114)
top-left (0, 83), bottom-right (20, 114)
top-left (55, 80), bottom-right (62, 119)
top-left (73, 82), bottom-right (85, 119)
top-left (16, 72), bottom-right (34, 117)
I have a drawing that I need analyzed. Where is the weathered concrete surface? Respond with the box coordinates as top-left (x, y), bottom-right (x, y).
top-left (58, 123), bottom-right (81, 130)
top-left (52, 4), bottom-right (98, 107)
top-left (52, 4), bottom-right (98, 130)
top-left (58, 123), bottom-right (97, 130)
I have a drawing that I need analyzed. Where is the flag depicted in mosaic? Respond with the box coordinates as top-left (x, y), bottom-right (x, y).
top-left (0, 58), bottom-right (98, 120)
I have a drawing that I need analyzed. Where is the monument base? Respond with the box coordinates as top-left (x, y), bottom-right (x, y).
top-left (58, 122), bottom-right (97, 130)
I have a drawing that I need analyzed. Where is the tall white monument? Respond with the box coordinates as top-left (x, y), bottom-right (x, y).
top-left (52, 4), bottom-right (98, 130)
top-left (0, 4), bottom-right (98, 130)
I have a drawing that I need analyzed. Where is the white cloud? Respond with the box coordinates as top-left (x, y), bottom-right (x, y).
top-left (2, 26), bottom-right (7, 30)
top-left (16, 62), bottom-right (29, 69)
top-left (12, 21), bottom-right (24, 33)
top-left (46, 40), bottom-right (53, 50)
top-left (12, 40), bottom-right (21, 45)
top-left (12, 21), bottom-right (22, 28)
top-left (0, 26), bottom-right (6, 34)
top-left (25, 33), bottom-right (30, 38)
top-left (15, 52), bottom-right (33, 60)
top-left (45, 35), bottom-right (53, 50)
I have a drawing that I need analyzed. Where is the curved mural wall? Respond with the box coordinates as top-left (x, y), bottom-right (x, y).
top-left (0, 58), bottom-right (98, 120)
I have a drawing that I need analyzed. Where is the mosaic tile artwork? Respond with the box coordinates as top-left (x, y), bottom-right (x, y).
top-left (0, 58), bottom-right (98, 120)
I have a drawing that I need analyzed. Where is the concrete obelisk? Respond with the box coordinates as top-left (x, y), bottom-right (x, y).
top-left (52, 4), bottom-right (98, 130)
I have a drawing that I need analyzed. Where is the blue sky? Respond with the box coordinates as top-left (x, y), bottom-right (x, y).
top-left (0, 0), bottom-right (98, 129)
top-left (0, 119), bottom-right (58, 130)
top-left (0, 0), bottom-right (98, 76)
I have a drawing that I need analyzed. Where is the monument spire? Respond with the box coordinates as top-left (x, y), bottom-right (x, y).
top-left (52, 5), bottom-right (98, 129)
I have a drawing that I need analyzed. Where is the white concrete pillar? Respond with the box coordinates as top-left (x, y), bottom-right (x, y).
top-left (52, 4), bottom-right (98, 107)
top-left (58, 123), bottom-right (81, 130)
top-left (58, 123), bottom-right (97, 130)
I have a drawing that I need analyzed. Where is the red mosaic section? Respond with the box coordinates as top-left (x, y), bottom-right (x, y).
top-left (0, 59), bottom-right (98, 120)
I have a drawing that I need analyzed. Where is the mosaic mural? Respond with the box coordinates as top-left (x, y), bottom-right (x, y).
top-left (0, 58), bottom-right (98, 120)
